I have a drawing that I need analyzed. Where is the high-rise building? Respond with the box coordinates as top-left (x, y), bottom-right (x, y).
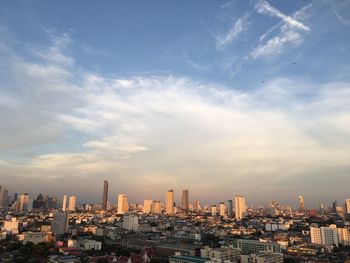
top-left (122, 214), bottom-right (139, 231)
top-left (346, 199), bottom-right (350, 214)
top-left (102, 180), bottom-right (108, 211)
top-left (62, 195), bottom-right (67, 212)
top-left (219, 202), bottom-right (226, 217)
top-left (52, 212), bottom-right (69, 236)
top-left (181, 189), bottom-right (189, 211)
top-left (166, 189), bottom-right (174, 215)
top-left (0, 186), bottom-right (8, 209)
top-left (19, 193), bottom-right (29, 211)
top-left (298, 195), bottom-right (304, 211)
top-left (227, 200), bottom-right (233, 218)
top-left (143, 199), bottom-right (153, 214)
top-left (193, 200), bottom-right (201, 212)
top-left (68, 195), bottom-right (76, 211)
top-left (117, 194), bottom-right (129, 214)
top-left (235, 195), bottom-right (246, 220)
top-left (310, 225), bottom-right (339, 246)
top-left (211, 204), bottom-right (217, 217)
top-left (333, 200), bottom-right (338, 213)
top-left (151, 201), bottom-right (161, 214)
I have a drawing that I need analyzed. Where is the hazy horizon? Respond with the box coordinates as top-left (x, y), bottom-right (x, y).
top-left (0, 0), bottom-right (350, 207)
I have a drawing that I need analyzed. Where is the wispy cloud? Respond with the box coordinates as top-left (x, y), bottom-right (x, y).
top-left (255, 0), bottom-right (310, 31)
top-left (215, 14), bottom-right (250, 47)
top-left (332, 6), bottom-right (350, 26)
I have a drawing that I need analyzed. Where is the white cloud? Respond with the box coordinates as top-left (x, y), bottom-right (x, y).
top-left (215, 14), bottom-right (249, 47)
top-left (332, 6), bottom-right (350, 26)
top-left (255, 0), bottom-right (310, 31)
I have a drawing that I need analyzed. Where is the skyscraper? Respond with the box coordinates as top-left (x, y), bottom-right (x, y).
top-left (181, 189), bottom-right (189, 211)
top-left (19, 193), bottom-right (29, 211)
top-left (345, 199), bottom-right (350, 214)
top-left (62, 195), bottom-right (67, 212)
top-left (0, 186), bottom-right (8, 209)
top-left (298, 195), bottom-right (304, 211)
top-left (166, 189), bottom-right (174, 214)
top-left (68, 195), bottom-right (76, 211)
top-left (52, 212), bottom-right (69, 236)
top-left (117, 194), bottom-right (129, 214)
top-left (227, 200), bottom-right (233, 218)
top-left (193, 200), bottom-right (201, 212)
top-left (143, 199), bottom-right (153, 214)
top-left (235, 195), bottom-right (246, 220)
top-left (219, 202), bottom-right (226, 217)
top-left (151, 201), bottom-right (161, 214)
top-left (102, 180), bottom-right (108, 211)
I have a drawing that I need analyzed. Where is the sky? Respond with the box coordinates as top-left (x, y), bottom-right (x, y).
top-left (0, 0), bottom-right (350, 208)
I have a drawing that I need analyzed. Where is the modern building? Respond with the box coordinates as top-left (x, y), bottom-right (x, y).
top-left (82, 239), bottom-right (102, 251)
top-left (227, 200), bottom-right (233, 218)
top-left (337, 227), bottom-right (350, 246)
top-left (169, 255), bottom-right (210, 263)
top-left (102, 180), bottom-right (108, 211)
top-left (193, 200), bottom-right (201, 212)
top-left (52, 212), bottom-right (69, 236)
top-left (3, 217), bottom-right (19, 234)
top-left (235, 195), bottom-right (246, 220)
top-left (0, 186), bottom-right (8, 209)
top-left (19, 193), bottom-right (29, 212)
top-left (211, 205), bottom-right (217, 217)
top-left (241, 252), bottom-right (283, 263)
top-left (345, 199), bottom-right (350, 214)
top-left (166, 189), bottom-right (174, 214)
top-left (219, 202), bottom-right (226, 217)
top-left (151, 201), bottom-right (161, 214)
top-left (24, 231), bottom-right (52, 244)
top-left (62, 195), bottom-right (67, 212)
top-left (143, 199), bottom-right (153, 214)
top-left (236, 239), bottom-right (281, 255)
top-left (117, 194), bottom-right (129, 214)
top-left (68, 195), bottom-right (76, 211)
top-left (310, 225), bottom-right (339, 247)
top-left (298, 195), bottom-right (305, 211)
top-left (201, 246), bottom-right (241, 262)
top-left (182, 189), bottom-right (189, 211)
top-left (122, 214), bottom-right (139, 231)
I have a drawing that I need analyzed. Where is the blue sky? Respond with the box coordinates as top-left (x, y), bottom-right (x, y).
top-left (0, 0), bottom-right (350, 207)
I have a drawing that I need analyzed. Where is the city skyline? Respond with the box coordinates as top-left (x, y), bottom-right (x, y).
top-left (0, 1), bottom-right (350, 205)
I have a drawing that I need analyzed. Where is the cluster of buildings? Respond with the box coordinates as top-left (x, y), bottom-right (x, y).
top-left (1, 182), bottom-right (350, 262)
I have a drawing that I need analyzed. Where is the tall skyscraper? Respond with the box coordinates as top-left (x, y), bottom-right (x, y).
top-left (52, 212), bottom-right (69, 236)
top-left (62, 195), bottom-right (67, 212)
top-left (219, 202), bottom-right (226, 217)
top-left (193, 200), bottom-right (201, 212)
top-left (181, 189), bottom-right (189, 211)
top-left (117, 194), bottom-right (129, 214)
top-left (235, 195), bottom-right (246, 220)
top-left (211, 204), bottom-right (217, 217)
top-left (166, 189), bottom-right (174, 214)
top-left (151, 201), bottom-right (161, 214)
top-left (143, 199), bottom-right (153, 214)
top-left (68, 195), bottom-right (76, 211)
top-left (19, 193), bottom-right (29, 211)
top-left (345, 199), bottom-right (350, 214)
top-left (227, 200), bottom-right (233, 218)
top-left (102, 180), bottom-right (108, 211)
top-left (298, 195), bottom-right (305, 211)
top-left (0, 186), bottom-right (8, 209)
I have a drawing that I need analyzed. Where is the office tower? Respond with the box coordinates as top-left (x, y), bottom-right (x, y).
top-left (151, 201), bottom-right (161, 214)
top-left (346, 199), bottom-right (350, 214)
top-left (52, 212), bottom-right (69, 236)
top-left (181, 189), bottom-right (189, 211)
top-left (62, 195), bottom-right (67, 212)
top-left (219, 202), bottom-right (226, 217)
top-left (33, 194), bottom-right (44, 209)
top-left (166, 189), bottom-right (174, 214)
top-left (235, 195), bottom-right (246, 220)
top-left (102, 180), bottom-right (108, 211)
top-left (117, 194), bottom-right (129, 214)
top-left (227, 200), bottom-right (233, 218)
top-left (143, 199), bottom-right (153, 214)
top-left (68, 195), bottom-right (76, 211)
top-left (193, 200), bottom-right (201, 212)
top-left (19, 193), bottom-right (29, 211)
top-left (211, 204), bottom-right (217, 217)
top-left (122, 214), bottom-right (139, 231)
top-left (0, 186), bottom-right (8, 209)
top-left (310, 225), bottom-right (338, 246)
top-left (298, 195), bottom-right (304, 211)
top-left (333, 200), bottom-right (338, 213)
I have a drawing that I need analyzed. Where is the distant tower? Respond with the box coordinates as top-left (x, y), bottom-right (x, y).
top-left (182, 189), bottom-right (189, 211)
top-left (211, 204), bottom-right (217, 217)
top-left (52, 212), bottom-right (69, 236)
top-left (219, 202), bottom-right (226, 217)
top-left (166, 190), bottom-right (174, 214)
top-left (19, 193), bottom-right (29, 211)
top-left (68, 195), bottom-right (76, 211)
top-left (235, 195), bottom-right (246, 220)
top-left (62, 195), bottom-right (67, 212)
top-left (143, 199), bottom-right (153, 214)
top-left (227, 200), bottom-right (233, 218)
top-left (193, 200), bottom-right (201, 212)
top-left (0, 186), bottom-right (8, 209)
top-left (151, 201), bottom-right (161, 214)
top-left (117, 194), bottom-right (129, 214)
top-left (298, 195), bottom-right (305, 211)
top-left (102, 180), bottom-right (108, 211)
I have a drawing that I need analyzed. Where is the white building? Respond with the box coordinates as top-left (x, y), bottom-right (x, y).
top-left (337, 228), bottom-right (350, 246)
top-left (219, 202), bottom-right (226, 217)
top-left (52, 212), bottom-right (69, 236)
top-left (3, 217), bottom-right (19, 234)
top-left (62, 195), bottom-right (67, 212)
top-left (211, 205), bottom-right (217, 217)
top-left (143, 199), bottom-right (153, 214)
top-left (117, 194), bottom-right (129, 214)
top-left (82, 239), bottom-right (102, 251)
top-left (201, 246), bottom-right (241, 262)
top-left (241, 252), bottom-right (283, 263)
top-left (122, 214), bottom-right (139, 231)
top-left (310, 225), bottom-right (338, 247)
top-left (68, 196), bottom-right (76, 211)
top-left (24, 231), bottom-right (52, 244)
top-left (151, 201), bottom-right (161, 214)
top-left (235, 195), bottom-right (246, 220)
